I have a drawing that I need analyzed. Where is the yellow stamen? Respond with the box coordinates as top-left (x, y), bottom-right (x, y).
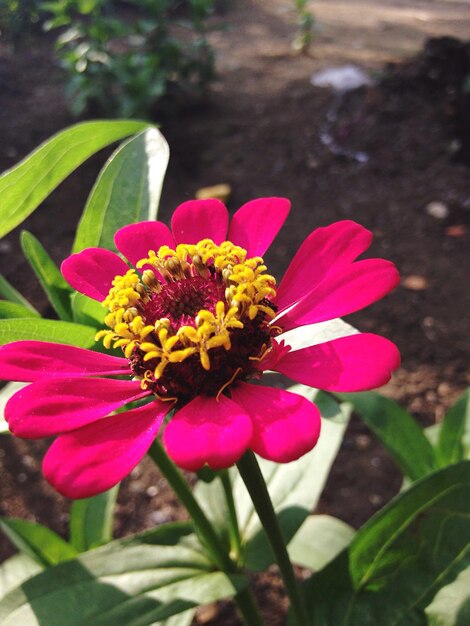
top-left (97, 238), bottom-right (277, 383)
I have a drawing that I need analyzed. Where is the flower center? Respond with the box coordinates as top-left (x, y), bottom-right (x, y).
top-left (96, 239), bottom-right (279, 401)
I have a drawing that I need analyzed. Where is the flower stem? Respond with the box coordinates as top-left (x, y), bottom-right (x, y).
top-left (236, 451), bottom-right (308, 626)
top-left (148, 441), bottom-right (265, 626)
top-left (148, 440), bottom-right (232, 571)
top-left (220, 469), bottom-right (243, 562)
top-left (234, 587), bottom-right (265, 626)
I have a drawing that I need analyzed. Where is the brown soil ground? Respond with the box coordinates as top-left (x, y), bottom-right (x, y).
top-left (1, 1), bottom-right (469, 624)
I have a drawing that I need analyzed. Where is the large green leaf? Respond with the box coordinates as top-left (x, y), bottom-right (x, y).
top-left (234, 388), bottom-right (351, 570)
top-left (299, 462), bottom-right (470, 625)
top-left (73, 127), bottom-right (169, 252)
top-left (0, 120), bottom-right (151, 239)
top-left (0, 518), bottom-right (78, 568)
top-left (20, 231), bottom-right (73, 321)
top-left (425, 566), bottom-right (470, 626)
top-left (338, 391), bottom-right (437, 481)
top-left (0, 555), bottom-right (42, 602)
top-left (435, 390), bottom-right (470, 467)
top-left (0, 302), bottom-right (39, 320)
top-left (0, 318), bottom-right (97, 349)
top-left (0, 523), bottom-right (247, 626)
top-left (70, 486), bottom-right (119, 553)
top-left (0, 276), bottom-right (38, 314)
top-left (287, 515), bottom-right (355, 571)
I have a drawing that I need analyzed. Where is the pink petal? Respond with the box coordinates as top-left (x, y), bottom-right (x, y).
top-left (114, 221), bottom-right (175, 267)
top-left (277, 259), bottom-right (400, 329)
top-left (272, 333), bottom-right (400, 391)
top-left (227, 197), bottom-right (291, 257)
top-left (5, 377), bottom-right (147, 438)
top-left (171, 199), bottom-right (229, 245)
top-left (163, 394), bottom-right (253, 471)
top-left (0, 341), bottom-right (130, 382)
top-left (61, 248), bottom-right (129, 301)
top-left (276, 221), bottom-right (373, 311)
top-left (231, 383), bottom-right (321, 463)
top-left (43, 401), bottom-right (169, 499)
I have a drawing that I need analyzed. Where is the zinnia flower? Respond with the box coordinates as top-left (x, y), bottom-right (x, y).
top-left (0, 198), bottom-right (400, 498)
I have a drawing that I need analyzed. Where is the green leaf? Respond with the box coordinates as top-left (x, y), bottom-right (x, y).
top-left (435, 390), bottom-right (470, 466)
top-left (0, 523), bottom-right (248, 626)
top-left (0, 318), bottom-right (98, 349)
top-left (0, 120), bottom-right (151, 239)
top-left (0, 518), bottom-right (78, 568)
top-left (0, 276), bottom-right (38, 314)
top-left (0, 302), bottom-right (39, 320)
top-left (299, 462), bottom-right (470, 625)
top-left (425, 566), bottom-right (470, 626)
top-left (71, 292), bottom-right (105, 327)
top-left (287, 515), bottom-right (355, 571)
top-left (194, 475), bottom-right (232, 550)
top-left (0, 382), bottom-right (26, 434)
top-left (70, 486), bottom-right (119, 552)
top-left (20, 231), bottom-right (73, 321)
top-left (235, 389), bottom-right (351, 570)
top-left (73, 127), bottom-right (169, 252)
top-left (0, 555), bottom-right (42, 602)
top-left (338, 391), bottom-right (437, 481)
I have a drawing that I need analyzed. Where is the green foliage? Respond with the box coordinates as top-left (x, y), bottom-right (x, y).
top-left (0, 120), bottom-right (151, 239)
top-left (0, 275), bottom-right (38, 315)
top-left (0, 518), bottom-right (78, 568)
top-left (426, 567), bottom-right (470, 626)
top-left (43, 0), bottom-right (217, 118)
top-left (70, 487), bottom-right (119, 552)
top-left (292, 0), bottom-right (314, 54)
top-left (298, 462), bottom-right (470, 626)
top-left (341, 389), bottom-right (470, 483)
top-left (73, 127), bottom-right (169, 251)
top-left (287, 515), bottom-right (355, 571)
top-left (20, 231), bottom-right (73, 321)
top-left (435, 390), bottom-right (470, 466)
top-left (0, 523), bottom-right (248, 625)
top-left (0, 318), bottom-right (98, 348)
top-left (0, 555), bottom-right (42, 601)
top-left (0, 301), bottom-right (39, 320)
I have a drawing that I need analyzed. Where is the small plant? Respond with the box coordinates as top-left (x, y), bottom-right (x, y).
top-left (43, 0), bottom-right (216, 118)
top-left (292, 0), bottom-right (314, 54)
top-left (0, 122), bottom-right (468, 625)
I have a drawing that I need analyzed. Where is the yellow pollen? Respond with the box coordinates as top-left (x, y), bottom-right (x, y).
top-left (97, 238), bottom-right (277, 383)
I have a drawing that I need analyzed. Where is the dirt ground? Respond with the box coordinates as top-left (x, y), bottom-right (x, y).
top-left (0, 1), bottom-right (469, 624)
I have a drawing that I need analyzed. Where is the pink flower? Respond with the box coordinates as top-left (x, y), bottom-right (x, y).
top-left (0, 198), bottom-right (400, 498)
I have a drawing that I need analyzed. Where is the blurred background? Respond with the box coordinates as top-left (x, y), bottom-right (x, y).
top-left (0, 2), bottom-right (469, 622)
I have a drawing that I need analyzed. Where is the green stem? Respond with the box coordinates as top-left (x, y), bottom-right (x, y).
top-left (234, 587), bottom-right (265, 626)
top-left (148, 440), bottom-right (232, 572)
top-left (236, 451), bottom-right (308, 626)
top-left (220, 469), bottom-right (243, 562)
top-left (148, 441), bottom-right (265, 626)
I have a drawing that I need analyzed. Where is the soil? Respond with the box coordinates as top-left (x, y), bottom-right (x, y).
top-left (0, 1), bottom-right (469, 624)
